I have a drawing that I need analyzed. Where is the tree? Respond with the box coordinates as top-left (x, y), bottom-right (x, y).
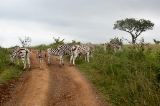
top-left (53, 37), bottom-right (65, 47)
top-left (71, 39), bottom-right (81, 45)
top-left (153, 39), bottom-right (160, 44)
top-left (113, 18), bottom-right (154, 44)
top-left (19, 36), bottom-right (32, 47)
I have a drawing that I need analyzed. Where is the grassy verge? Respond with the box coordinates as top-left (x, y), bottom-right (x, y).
top-left (75, 45), bottom-right (160, 106)
top-left (0, 47), bottom-right (24, 84)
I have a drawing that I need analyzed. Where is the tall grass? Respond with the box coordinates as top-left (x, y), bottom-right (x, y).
top-left (76, 44), bottom-right (160, 106)
top-left (0, 47), bottom-right (24, 84)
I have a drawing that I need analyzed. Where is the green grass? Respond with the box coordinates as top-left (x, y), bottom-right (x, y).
top-left (0, 47), bottom-right (24, 84)
top-left (75, 44), bottom-right (160, 106)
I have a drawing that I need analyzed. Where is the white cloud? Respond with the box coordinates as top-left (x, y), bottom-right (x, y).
top-left (0, 0), bottom-right (160, 47)
top-left (0, 19), bottom-right (64, 47)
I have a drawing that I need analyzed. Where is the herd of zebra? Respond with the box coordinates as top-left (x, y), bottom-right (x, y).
top-left (9, 43), bottom-right (94, 70)
top-left (9, 40), bottom-right (122, 70)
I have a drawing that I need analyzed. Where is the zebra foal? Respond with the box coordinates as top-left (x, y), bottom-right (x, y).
top-left (36, 50), bottom-right (43, 70)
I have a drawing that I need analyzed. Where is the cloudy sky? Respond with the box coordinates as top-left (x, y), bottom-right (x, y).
top-left (0, 0), bottom-right (160, 48)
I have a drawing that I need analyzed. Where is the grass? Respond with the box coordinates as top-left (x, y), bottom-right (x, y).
top-left (0, 47), bottom-right (24, 84)
top-left (75, 44), bottom-right (160, 106)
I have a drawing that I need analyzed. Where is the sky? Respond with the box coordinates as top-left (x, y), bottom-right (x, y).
top-left (0, 0), bottom-right (160, 48)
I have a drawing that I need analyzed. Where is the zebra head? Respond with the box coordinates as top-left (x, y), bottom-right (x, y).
top-left (37, 50), bottom-right (43, 58)
top-left (10, 50), bottom-right (17, 65)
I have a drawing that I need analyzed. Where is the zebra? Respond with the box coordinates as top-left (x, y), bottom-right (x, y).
top-left (110, 39), bottom-right (122, 52)
top-left (57, 44), bottom-right (81, 66)
top-left (102, 42), bottom-right (110, 51)
top-left (79, 44), bottom-right (93, 63)
top-left (10, 46), bottom-right (30, 70)
top-left (47, 48), bottom-right (65, 66)
top-left (36, 50), bottom-right (43, 70)
top-left (103, 40), bottom-right (122, 52)
top-left (86, 42), bottom-right (100, 52)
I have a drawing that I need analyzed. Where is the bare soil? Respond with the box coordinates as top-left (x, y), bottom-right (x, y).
top-left (0, 50), bottom-right (107, 106)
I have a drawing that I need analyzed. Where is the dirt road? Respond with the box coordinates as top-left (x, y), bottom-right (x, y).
top-left (0, 50), bottom-right (107, 106)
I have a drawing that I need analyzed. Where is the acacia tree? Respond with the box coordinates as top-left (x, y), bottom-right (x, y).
top-left (153, 39), bottom-right (160, 44)
top-left (113, 18), bottom-right (154, 44)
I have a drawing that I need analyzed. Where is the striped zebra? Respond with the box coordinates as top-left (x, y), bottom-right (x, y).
top-left (103, 41), bottom-right (122, 52)
top-left (57, 44), bottom-right (81, 66)
top-left (10, 46), bottom-right (31, 70)
top-left (86, 42), bottom-right (100, 52)
top-left (110, 39), bottom-right (122, 51)
top-left (47, 48), bottom-right (65, 66)
top-left (79, 44), bottom-right (93, 63)
top-left (102, 42), bottom-right (110, 51)
top-left (36, 50), bottom-right (43, 70)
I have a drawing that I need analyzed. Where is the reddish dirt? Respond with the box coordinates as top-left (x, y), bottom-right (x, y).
top-left (0, 50), bottom-right (107, 106)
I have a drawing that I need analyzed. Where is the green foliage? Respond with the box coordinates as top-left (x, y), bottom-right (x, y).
top-left (154, 50), bottom-right (160, 61)
top-left (126, 46), bottom-right (146, 60)
top-left (153, 39), bottom-right (160, 44)
top-left (76, 44), bottom-right (160, 106)
top-left (70, 39), bottom-right (81, 45)
top-left (0, 47), bottom-right (24, 83)
top-left (31, 44), bottom-right (48, 50)
top-left (114, 18), bottom-right (154, 43)
top-left (53, 37), bottom-right (65, 47)
top-left (0, 47), bottom-right (11, 71)
top-left (19, 36), bottom-right (32, 47)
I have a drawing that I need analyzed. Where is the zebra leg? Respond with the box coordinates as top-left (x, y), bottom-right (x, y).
top-left (22, 58), bottom-right (26, 70)
top-left (59, 55), bottom-right (64, 66)
top-left (17, 58), bottom-right (20, 66)
top-left (40, 58), bottom-right (42, 70)
top-left (39, 58), bottom-right (41, 69)
top-left (61, 56), bottom-right (64, 65)
top-left (72, 53), bottom-right (78, 65)
top-left (41, 58), bottom-right (43, 70)
top-left (73, 57), bottom-right (76, 65)
top-left (114, 46), bottom-right (117, 52)
top-left (70, 55), bottom-right (73, 66)
top-left (87, 52), bottom-right (90, 62)
top-left (85, 55), bottom-right (87, 61)
top-left (59, 55), bottom-right (62, 66)
top-left (72, 56), bottom-right (77, 65)
top-left (48, 53), bottom-right (51, 64)
top-left (27, 56), bottom-right (31, 70)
